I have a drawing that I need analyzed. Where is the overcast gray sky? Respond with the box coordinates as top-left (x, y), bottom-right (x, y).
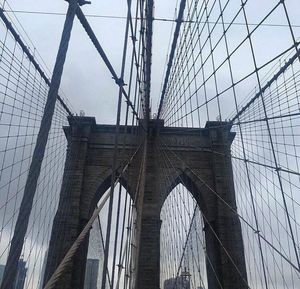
top-left (1, 1), bottom-right (300, 289)
top-left (4, 0), bottom-right (299, 124)
top-left (3, 0), bottom-right (179, 124)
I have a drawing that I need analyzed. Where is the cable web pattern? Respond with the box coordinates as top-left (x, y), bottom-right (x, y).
top-left (0, 7), bottom-right (71, 289)
top-left (157, 0), bottom-right (300, 289)
top-left (0, 0), bottom-right (300, 289)
top-left (0, 0), bottom-right (152, 285)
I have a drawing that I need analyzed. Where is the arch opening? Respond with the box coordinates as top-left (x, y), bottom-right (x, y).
top-left (160, 183), bottom-right (208, 289)
top-left (86, 181), bottom-right (134, 289)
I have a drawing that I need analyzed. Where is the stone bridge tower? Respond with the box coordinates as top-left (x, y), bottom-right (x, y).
top-left (43, 116), bottom-right (248, 289)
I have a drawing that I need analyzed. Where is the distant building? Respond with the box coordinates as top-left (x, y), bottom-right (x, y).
top-left (164, 271), bottom-right (191, 289)
top-left (84, 259), bottom-right (99, 289)
top-left (14, 259), bottom-right (27, 289)
top-left (0, 259), bottom-right (27, 289)
top-left (0, 264), bottom-right (5, 284)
